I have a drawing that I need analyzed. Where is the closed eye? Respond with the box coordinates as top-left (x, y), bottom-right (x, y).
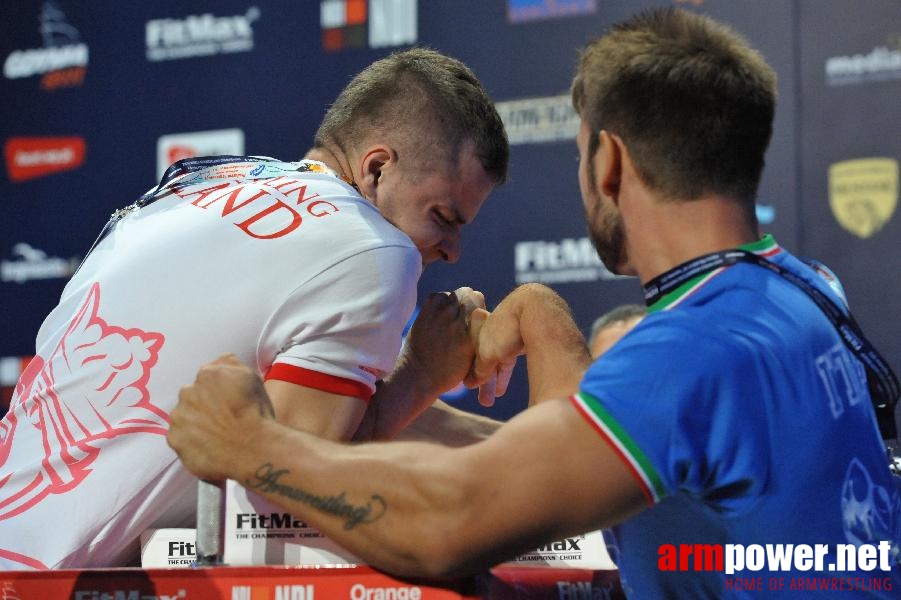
top-left (433, 209), bottom-right (454, 227)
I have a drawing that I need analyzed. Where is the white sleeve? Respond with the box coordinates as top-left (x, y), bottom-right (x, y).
top-left (259, 244), bottom-right (421, 399)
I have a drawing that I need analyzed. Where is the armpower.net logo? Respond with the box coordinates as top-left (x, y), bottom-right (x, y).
top-left (659, 541), bottom-right (896, 593)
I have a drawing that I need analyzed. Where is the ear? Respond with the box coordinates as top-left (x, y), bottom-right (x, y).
top-left (596, 130), bottom-right (623, 205)
top-left (356, 145), bottom-right (397, 202)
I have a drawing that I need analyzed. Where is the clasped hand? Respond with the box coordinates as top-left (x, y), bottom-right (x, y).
top-left (402, 286), bottom-right (522, 407)
top-left (168, 287), bottom-right (526, 480)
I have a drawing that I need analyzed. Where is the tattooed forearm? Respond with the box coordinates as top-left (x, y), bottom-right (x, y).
top-left (245, 463), bottom-right (386, 530)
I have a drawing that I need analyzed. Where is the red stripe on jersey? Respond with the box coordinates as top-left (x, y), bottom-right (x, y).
top-left (265, 363), bottom-right (372, 403)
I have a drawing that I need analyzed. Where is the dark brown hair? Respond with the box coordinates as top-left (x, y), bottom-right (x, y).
top-left (572, 8), bottom-right (776, 206)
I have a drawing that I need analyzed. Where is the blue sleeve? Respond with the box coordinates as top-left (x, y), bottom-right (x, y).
top-left (577, 312), bottom-right (770, 512)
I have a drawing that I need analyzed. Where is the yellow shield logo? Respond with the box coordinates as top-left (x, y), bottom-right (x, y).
top-left (828, 158), bottom-right (898, 238)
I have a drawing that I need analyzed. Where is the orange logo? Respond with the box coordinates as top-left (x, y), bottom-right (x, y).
top-left (4, 137), bottom-right (86, 182)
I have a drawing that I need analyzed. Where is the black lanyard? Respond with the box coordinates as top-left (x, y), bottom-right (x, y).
top-left (643, 249), bottom-right (900, 440)
top-left (140, 155), bottom-right (273, 206)
top-left (73, 155), bottom-right (276, 276)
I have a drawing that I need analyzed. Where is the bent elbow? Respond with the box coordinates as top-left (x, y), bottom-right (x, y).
top-left (399, 535), bottom-right (479, 580)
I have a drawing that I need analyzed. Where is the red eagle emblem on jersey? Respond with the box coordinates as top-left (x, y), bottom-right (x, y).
top-left (0, 283), bottom-right (167, 520)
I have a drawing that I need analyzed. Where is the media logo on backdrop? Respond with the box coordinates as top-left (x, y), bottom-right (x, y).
top-left (320, 0), bottom-right (417, 52)
top-left (145, 7), bottom-right (260, 62)
top-left (515, 237), bottom-right (627, 285)
top-left (507, 0), bottom-right (596, 23)
top-left (156, 129), bottom-right (245, 179)
top-left (825, 38), bottom-right (901, 86)
top-left (3, 1), bottom-right (88, 90)
top-left (4, 136), bottom-right (86, 182)
top-left (828, 158), bottom-right (898, 238)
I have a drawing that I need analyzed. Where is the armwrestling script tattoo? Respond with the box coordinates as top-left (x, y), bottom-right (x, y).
top-left (246, 463), bottom-right (386, 530)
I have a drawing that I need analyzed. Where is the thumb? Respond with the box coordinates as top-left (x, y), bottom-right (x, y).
top-left (468, 308), bottom-right (489, 343)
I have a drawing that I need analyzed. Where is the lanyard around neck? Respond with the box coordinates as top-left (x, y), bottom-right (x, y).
top-left (642, 249), bottom-right (900, 440)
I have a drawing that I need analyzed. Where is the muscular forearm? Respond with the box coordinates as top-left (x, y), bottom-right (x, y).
top-left (355, 288), bottom-right (485, 441)
top-left (507, 284), bottom-right (592, 404)
top-left (223, 399), bottom-right (634, 580)
top-left (234, 419), bottom-right (484, 578)
top-left (169, 357), bottom-right (643, 580)
top-left (394, 400), bottom-right (501, 446)
top-left (352, 360), bottom-right (440, 441)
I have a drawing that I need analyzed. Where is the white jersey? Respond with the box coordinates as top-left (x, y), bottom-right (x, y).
top-left (0, 158), bottom-right (421, 569)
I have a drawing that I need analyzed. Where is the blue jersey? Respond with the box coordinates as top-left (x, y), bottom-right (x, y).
top-left (574, 236), bottom-right (901, 598)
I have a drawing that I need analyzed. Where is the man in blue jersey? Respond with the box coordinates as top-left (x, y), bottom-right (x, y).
top-left (167, 7), bottom-right (900, 597)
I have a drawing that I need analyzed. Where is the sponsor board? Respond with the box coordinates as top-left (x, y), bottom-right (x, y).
top-left (321, 0), bottom-right (416, 52)
top-left (495, 94), bottom-right (579, 145)
top-left (4, 137), bottom-right (86, 182)
top-left (3, 2), bottom-right (88, 90)
top-left (223, 480), bottom-right (361, 567)
top-left (1, 566), bottom-right (487, 599)
top-left (505, 530), bottom-right (617, 570)
top-left (515, 237), bottom-right (628, 285)
top-left (231, 584), bottom-right (314, 600)
top-left (825, 43), bottom-right (901, 86)
top-left (156, 129), bottom-right (245, 179)
top-left (507, 0), bottom-right (596, 23)
top-left (140, 529), bottom-right (197, 568)
top-left (828, 158), bottom-right (898, 238)
top-left (1, 242), bottom-right (80, 284)
top-left (146, 7), bottom-right (261, 62)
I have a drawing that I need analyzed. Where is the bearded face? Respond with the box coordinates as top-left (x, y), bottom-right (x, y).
top-left (585, 184), bottom-right (628, 275)
top-left (577, 119), bottom-right (629, 274)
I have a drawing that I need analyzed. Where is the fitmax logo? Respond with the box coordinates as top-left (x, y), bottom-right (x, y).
top-left (514, 238), bottom-right (625, 284)
top-left (537, 537), bottom-right (583, 552)
top-left (556, 581), bottom-right (618, 600)
top-left (168, 541), bottom-right (195, 556)
top-left (236, 512), bottom-right (306, 529)
top-left (146, 7), bottom-right (260, 62)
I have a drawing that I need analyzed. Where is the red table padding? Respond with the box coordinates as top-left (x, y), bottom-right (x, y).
top-left (0, 564), bottom-right (623, 599)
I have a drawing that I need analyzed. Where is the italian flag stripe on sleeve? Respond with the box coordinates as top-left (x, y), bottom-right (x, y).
top-left (570, 391), bottom-right (666, 505)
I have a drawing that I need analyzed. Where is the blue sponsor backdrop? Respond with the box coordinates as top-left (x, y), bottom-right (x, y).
top-left (1, 0), bottom-right (899, 423)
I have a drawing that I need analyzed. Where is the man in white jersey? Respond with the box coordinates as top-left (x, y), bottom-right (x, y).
top-left (0, 48), bottom-right (508, 569)
top-left (169, 9), bottom-right (900, 597)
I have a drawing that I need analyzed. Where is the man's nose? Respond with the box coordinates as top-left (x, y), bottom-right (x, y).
top-left (438, 234), bottom-right (461, 263)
